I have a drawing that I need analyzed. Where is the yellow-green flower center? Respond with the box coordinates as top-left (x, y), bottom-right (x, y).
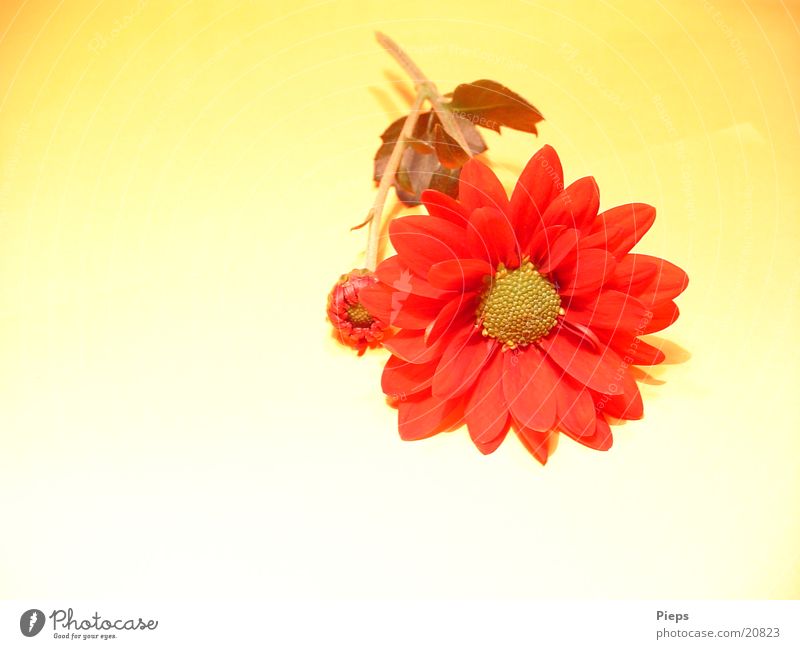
top-left (346, 302), bottom-right (374, 327)
top-left (476, 259), bottom-right (562, 350)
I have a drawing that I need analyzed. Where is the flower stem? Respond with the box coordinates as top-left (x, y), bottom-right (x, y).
top-left (374, 31), bottom-right (428, 86)
top-left (364, 89), bottom-right (426, 270)
top-left (375, 31), bottom-right (474, 158)
top-left (362, 33), bottom-right (475, 271)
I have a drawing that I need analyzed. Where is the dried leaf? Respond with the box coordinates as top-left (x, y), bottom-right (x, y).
top-left (396, 157), bottom-right (461, 205)
top-left (372, 91), bottom-right (507, 205)
top-left (432, 123), bottom-right (469, 169)
top-left (409, 138), bottom-right (436, 155)
top-left (391, 147), bottom-right (462, 206)
top-left (429, 95), bottom-right (475, 157)
top-left (448, 113), bottom-right (486, 157)
top-left (406, 147), bottom-right (440, 198)
top-left (374, 112), bottom-right (432, 179)
top-left (428, 165), bottom-right (461, 199)
top-left (373, 117), bottom-right (403, 181)
top-left (449, 79), bottom-right (544, 134)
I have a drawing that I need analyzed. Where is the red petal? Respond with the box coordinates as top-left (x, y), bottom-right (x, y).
top-left (577, 223), bottom-right (622, 250)
top-left (608, 253), bottom-right (659, 295)
top-left (539, 326), bottom-right (628, 395)
top-left (598, 386), bottom-right (643, 420)
top-left (515, 426), bottom-right (554, 465)
top-left (628, 337), bottom-right (666, 365)
top-left (383, 330), bottom-right (444, 364)
top-left (466, 206), bottom-right (519, 268)
top-left (502, 347), bottom-right (559, 432)
top-left (560, 319), bottom-right (603, 351)
top-left (591, 203), bottom-right (656, 258)
top-left (360, 283), bottom-right (443, 329)
top-left (389, 215), bottom-right (470, 278)
top-left (397, 390), bottom-right (452, 441)
top-left (465, 351), bottom-right (508, 441)
top-left (509, 145), bottom-right (564, 249)
top-left (538, 228), bottom-right (579, 274)
top-left (528, 224), bottom-right (566, 266)
top-left (471, 421), bottom-right (509, 455)
top-left (356, 283), bottom-right (393, 325)
top-left (565, 290), bottom-right (648, 332)
top-left (381, 355), bottom-right (438, 397)
top-left (634, 256), bottom-right (690, 304)
top-left (458, 159), bottom-right (509, 214)
top-left (605, 332), bottom-right (666, 366)
top-left (421, 189), bottom-right (470, 226)
top-left (396, 293), bottom-right (449, 329)
top-left (594, 367), bottom-right (643, 419)
top-left (432, 327), bottom-right (497, 399)
top-left (541, 177), bottom-right (600, 232)
top-left (428, 258), bottom-right (492, 291)
top-left (611, 254), bottom-right (688, 306)
top-left (642, 301), bottom-right (680, 333)
top-left (425, 295), bottom-right (475, 345)
top-left (375, 256), bottom-right (449, 299)
top-left (573, 417), bottom-right (613, 451)
top-left (556, 248), bottom-right (616, 296)
top-left (556, 375), bottom-right (596, 439)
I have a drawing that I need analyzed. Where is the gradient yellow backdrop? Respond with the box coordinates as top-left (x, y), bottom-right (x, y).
top-left (1, 0), bottom-right (798, 599)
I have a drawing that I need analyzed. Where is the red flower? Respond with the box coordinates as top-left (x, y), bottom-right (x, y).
top-left (358, 145), bottom-right (688, 463)
top-left (327, 269), bottom-right (387, 355)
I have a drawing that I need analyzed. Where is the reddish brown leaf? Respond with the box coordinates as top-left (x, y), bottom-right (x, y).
top-left (373, 108), bottom-right (486, 204)
top-left (428, 165), bottom-right (461, 200)
top-left (374, 79), bottom-right (544, 205)
top-left (399, 147), bottom-right (439, 201)
top-left (409, 138), bottom-right (436, 155)
top-left (449, 79), bottom-right (544, 134)
top-left (432, 123), bottom-right (469, 169)
top-left (374, 112), bottom-right (433, 179)
top-left (437, 113), bottom-right (486, 165)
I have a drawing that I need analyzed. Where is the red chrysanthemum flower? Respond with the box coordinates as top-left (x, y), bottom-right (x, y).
top-left (358, 145), bottom-right (688, 464)
top-left (327, 269), bottom-right (388, 354)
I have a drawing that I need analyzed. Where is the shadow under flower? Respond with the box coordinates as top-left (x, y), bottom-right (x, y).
top-left (643, 335), bottom-right (691, 365)
top-left (631, 336), bottom-right (691, 384)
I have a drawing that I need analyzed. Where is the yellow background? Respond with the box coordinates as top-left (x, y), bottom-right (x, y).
top-left (1, 0), bottom-right (798, 599)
